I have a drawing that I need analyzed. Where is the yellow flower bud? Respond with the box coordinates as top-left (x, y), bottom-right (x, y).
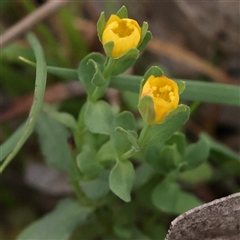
top-left (102, 14), bottom-right (141, 58)
top-left (140, 75), bottom-right (179, 123)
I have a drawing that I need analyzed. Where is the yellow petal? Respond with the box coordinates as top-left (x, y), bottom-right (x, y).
top-left (140, 75), bottom-right (179, 123)
top-left (102, 16), bottom-right (141, 58)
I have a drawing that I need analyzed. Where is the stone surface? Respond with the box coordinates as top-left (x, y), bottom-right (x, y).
top-left (165, 192), bottom-right (240, 240)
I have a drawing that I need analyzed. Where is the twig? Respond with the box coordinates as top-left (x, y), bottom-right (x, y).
top-left (0, 0), bottom-right (70, 48)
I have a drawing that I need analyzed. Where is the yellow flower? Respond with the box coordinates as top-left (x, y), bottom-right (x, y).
top-left (140, 75), bottom-right (179, 123)
top-left (102, 14), bottom-right (141, 58)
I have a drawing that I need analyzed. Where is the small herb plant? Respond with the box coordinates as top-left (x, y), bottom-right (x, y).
top-left (1, 6), bottom-right (239, 240)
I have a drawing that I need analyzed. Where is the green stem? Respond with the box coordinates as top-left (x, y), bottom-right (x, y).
top-left (103, 57), bottom-right (116, 79)
top-left (70, 178), bottom-right (95, 207)
top-left (138, 123), bottom-right (151, 149)
top-left (121, 147), bottom-right (137, 160)
top-left (190, 101), bottom-right (201, 115)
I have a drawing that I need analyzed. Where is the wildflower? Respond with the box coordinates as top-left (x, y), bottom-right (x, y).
top-left (139, 75), bottom-right (179, 124)
top-left (102, 14), bottom-right (141, 58)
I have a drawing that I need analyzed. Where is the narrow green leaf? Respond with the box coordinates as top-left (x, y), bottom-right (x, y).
top-left (97, 12), bottom-right (106, 41)
top-left (140, 22), bottom-right (149, 43)
top-left (116, 5), bottom-right (128, 18)
top-left (109, 160), bottom-right (135, 202)
top-left (0, 123), bottom-right (25, 162)
top-left (17, 198), bottom-right (92, 240)
top-left (137, 31), bottom-right (153, 52)
top-left (201, 133), bottom-right (239, 161)
top-left (0, 33), bottom-right (47, 173)
top-left (84, 100), bottom-right (114, 135)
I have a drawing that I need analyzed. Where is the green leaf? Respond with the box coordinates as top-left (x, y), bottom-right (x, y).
top-left (17, 198), bottom-right (92, 240)
top-left (84, 100), bottom-right (114, 135)
top-left (152, 180), bottom-right (202, 214)
top-left (183, 135), bottom-right (210, 171)
top-left (162, 104), bottom-right (189, 123)
top-left (139, 105), bottom-right (190, 148)
top-left (0, 33), bottom-right (47, 173)
top-left (88, 59), bottom-right (107, 87)
top-left (97, 11), bottom-right (106, 41)
top-left (138, 95), bottom-right (156, 124)
top-left (111, 48), bottom-right (139, 75)
top-left (103, 41), bottom-right (114, 57)
top-left (114, 47), bottom-right (139, 61)
top-left (76, 145), bottom-right (102, 179)
top-left (140, 22), bottom-right (149, 43)
top-left (78, 52), bottom-right (107, 101)
top-left (116, 5), bottom-right (128, 18)
top-left (159, 144), bottom-right (182, 172)
top-left (110, 111), bottom-right (137, 156)
top-left (97, 141), bottom-right (116, 165)
top-left (134, 162), bottom-right (154, 189)
top-left (146, 144), bottom-right (181, 174)
top-left (79, 170), bottom-right (110, 200)
top-left (177, 81), bottom-right (185, 94)
top-left (137, 31), bottom-right (153, 52)
top-left (35, 112), bottom-right (72, 173)
top-left (109, 159), bottom-right (135, 202)
top-left (43, 105), bottom-right (77, 131)
top-left (144, 144), bottom-right (164, 172)
top-left (179, 163), bottom-right (212, 184)
top-left (165, 132), bottom-right (187, 157)
top-left (115, 128), bottom-right (139, 152)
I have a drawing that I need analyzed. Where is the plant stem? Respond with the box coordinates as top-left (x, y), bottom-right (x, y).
top-left (138, 123), bottom-right (151, 148)
top-left (103, 57), bottom-right (116, 79)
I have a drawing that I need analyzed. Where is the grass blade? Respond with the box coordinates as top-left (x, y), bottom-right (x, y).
top-left (0, 33), bottom-right (47, 173)
top-left (110, 75), bottom-right (240, 106)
